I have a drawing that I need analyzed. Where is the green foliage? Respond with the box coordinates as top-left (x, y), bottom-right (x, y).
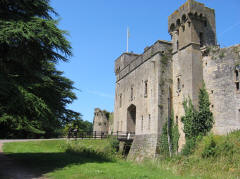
top-left (63, 119), bottom-right (93, 136)
top-left (198, 134), bottom-right (236, 159)
top-left (201, 135), bottom-right (217, 158)
top-left (3, 140), bottom-right (187, 179)
top-left (160, 53), bottom-right (171, 66)
top-left (0, 0), bottom-right (80, 138)
top-left (198, 85), bottom-right (214, 135)
top-left (181, 84), bottom-right (214, 155)
top-left (108, 135), bottom-right (119, 151)
top-left (159, 131), bottom-right (240, 179)
top-left (159, 113), bottom-right (180, 157)
top-left (218, 49), bottom-right (226, 59)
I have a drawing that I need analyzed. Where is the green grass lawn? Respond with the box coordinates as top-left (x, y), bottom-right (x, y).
top-left (3, 139), bottom-right (195, 179)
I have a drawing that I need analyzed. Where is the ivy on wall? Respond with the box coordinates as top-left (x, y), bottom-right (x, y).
top-left (181, 83), bottom-right (214, 155)
top-left (159, 112), bottom-right (180, 157)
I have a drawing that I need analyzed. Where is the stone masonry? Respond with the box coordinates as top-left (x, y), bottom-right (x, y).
top-left (93, 108), bottom-right (110, 135)
top-left (113, 0), bottom-right (240, 160)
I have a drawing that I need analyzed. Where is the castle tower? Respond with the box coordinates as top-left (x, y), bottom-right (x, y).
top-left (168, 0), bottom-right (217, 150)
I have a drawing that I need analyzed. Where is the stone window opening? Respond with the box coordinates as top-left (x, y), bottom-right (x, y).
top-left (120, 94), bottom-right (122, 107)
top-left (204, 20), bottom-right (207, 27)
top-left (199, 32), bottom-right (204, 47)
top-left (182, 14), bottom-right (187, 23)
top-left (176, 116), bottom-right (178, 125)
top-left (182, 25), bottom-right (185, 32)
top-left (176, 19), bottom-right (181, 27)
top-left (141, 116), bottom-right (143, 131)
top-left (236, 82), bottom-right (240, 91)
top-left (235, 70), bottom-right (239, 81)
top-left (177, 40), bottom-right (179, 50)
top-left (144, 80), bottom-right (148, 98)
top-left (148, 114), bottom-right (151, 130)
top-left (236, 70), bottom-right (240, 91)
top-left (177, 78), bottom-right (181, 92)
top-left (130, 86), bottom-right (133, 101)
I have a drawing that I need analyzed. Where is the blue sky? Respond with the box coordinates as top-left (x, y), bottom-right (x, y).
top-left (50, 0), bottom-right (240, 123)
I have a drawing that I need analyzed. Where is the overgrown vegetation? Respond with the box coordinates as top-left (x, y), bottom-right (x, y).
top-left (181, 84), bottom-right (214, 155)
top-left (0, 0), bottom-right (81, 138)
top-left (159, 113), bottom-right (179, 157)
top-left (159, 130), bottom-right (240, 178)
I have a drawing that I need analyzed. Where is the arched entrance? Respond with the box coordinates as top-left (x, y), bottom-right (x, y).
top-left (127, 104), bottom-right (136, 133)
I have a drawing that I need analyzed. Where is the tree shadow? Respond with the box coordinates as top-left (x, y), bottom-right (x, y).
top-left (4, 151), bottom-right (115, 178)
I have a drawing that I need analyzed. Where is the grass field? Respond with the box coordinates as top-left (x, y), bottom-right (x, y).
top-left (3, 139), bottom-right (194, 179)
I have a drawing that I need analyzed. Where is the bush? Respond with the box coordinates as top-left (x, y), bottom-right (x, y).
top-left (182, 138), bottom-right (197, 156)
top-left (194, 132), bottom-right (239, 159)
top-left (201, 136), bottom-right (217, 158)
top-left (181, 84), bottom-right (214, 155)
top-left (108, 135), bottom-right (119, 152)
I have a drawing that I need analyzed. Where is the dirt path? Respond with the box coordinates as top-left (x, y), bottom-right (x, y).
top-left (0, 139), bottom-right (61, 179)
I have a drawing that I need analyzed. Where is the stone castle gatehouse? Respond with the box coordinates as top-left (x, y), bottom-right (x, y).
top-left (113, 0), bottom-right (240, 160)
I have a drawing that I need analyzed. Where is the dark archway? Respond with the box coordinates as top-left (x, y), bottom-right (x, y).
top-left (127, 104), bottom-right (136, 133)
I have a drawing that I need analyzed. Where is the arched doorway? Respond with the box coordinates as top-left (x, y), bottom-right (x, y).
top-left (127, 104), bottom-right (136, 133)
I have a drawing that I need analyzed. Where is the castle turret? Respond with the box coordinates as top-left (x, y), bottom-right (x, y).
top-left (169, 0), bottom-right (217, 150)
top-left (168, 0), bottom-right (216, 52)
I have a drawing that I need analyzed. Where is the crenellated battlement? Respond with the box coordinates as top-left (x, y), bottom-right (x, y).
top-left (115, 40), bottom-right (172, 82)
top-left (168, 0), bottom-right (214, 33)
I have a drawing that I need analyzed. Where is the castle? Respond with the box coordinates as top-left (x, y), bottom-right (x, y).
top-left (113, 0), bottom-right (240, 160)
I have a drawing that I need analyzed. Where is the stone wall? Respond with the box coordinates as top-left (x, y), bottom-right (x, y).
top-left (203, 45), bottom-right (240, 134)
top-left (113, 0), bottom-right (240, 160)
top-left (93, 108), bottom-right (110, 134)
top-left (114, 40), bottom-right (172, 160)
top-left (127, 134), bottom-right (159, 161)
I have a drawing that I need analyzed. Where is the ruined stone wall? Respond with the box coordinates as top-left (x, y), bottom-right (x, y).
top-left (203, 45), bottom-right (240, 134)
top-left (93, 108), bottom-right (109, 134)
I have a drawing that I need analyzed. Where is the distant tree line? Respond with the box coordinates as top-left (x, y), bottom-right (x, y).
top-left (0, 0), bottom-right (91, 138)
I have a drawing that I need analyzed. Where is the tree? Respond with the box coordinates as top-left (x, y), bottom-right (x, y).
top-left (0, 0), bottom-right (80, 138)
top-left (181, 84), bottom-right (214, 155)
top-left (197, 84), bottom-right (214, 136)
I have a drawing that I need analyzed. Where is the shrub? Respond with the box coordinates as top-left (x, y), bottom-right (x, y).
top-left (182, 138), bottom-right (197, 156)
top-left (181, 84), bottom-right (214, 155)
top-left (201, 135), bottom-right (217, 158)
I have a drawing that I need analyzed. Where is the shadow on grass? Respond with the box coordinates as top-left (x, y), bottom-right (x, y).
top-left (5, 151), bottom-right (115, 178)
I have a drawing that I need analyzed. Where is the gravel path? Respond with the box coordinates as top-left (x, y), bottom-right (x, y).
top-left (0, 139), bottom-right (63, 179)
